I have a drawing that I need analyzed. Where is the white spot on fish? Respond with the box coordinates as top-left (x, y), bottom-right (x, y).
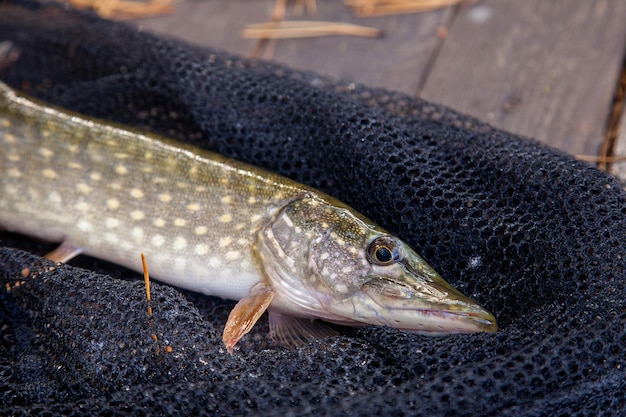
top-left (68, 162), bottom-right (82, 170)
top-left (3, 132), bottom-right (16, 143)
top-left (225, 250), bottom-right (240, 260)
top-left (237, 238), bottom-right (248, 246)
top-left (331, 233), bottom-right (345, 246)
top-left (208, 257), bottom-right (221, 268)
top-left (320, 252), bottom-right (329, 261)
top-left (7, 153), bottom-right (20, 161)
top-left (153, 177), bottom-right (167, 184)
top-left (48, 191), bottom-right (62, 204)
top-left (195, 226), bottom-right (208, 235)
top-left (173, 218), bottom-right (187, 227)
top-left (173, 237), bottom-right (187, 250)
top-left (110, 182), bottom-right (122, 190)
top-left (75, 201), bottom-right (90, 211)
top-left (130, 210), bottom-right (145, 220)
top-left (235, 223), bottom-right (245, 231)
top-left (8, 168), bottom-right (21, 178)
top-left (38, 148), bottom-right (54, 158)
top-left (105, 218), bottom-right (120, 228)
top-left (104, 233), bottom-right (119, 244)
top-left (159, 193), bottom-right (172, 203)
top-left (219, 213), bottom-right (232, 223)
top-left (115, 153), bottom-right (129, 160)
top-left (115, 165), bottom-right (128, 175)
top-left (187, 203), bottom-right (201, 212)
top-left (77, 183), bottom-right (92, 194)
top-left (335, 284), bottom-right (349, 293)
top-left (247, 196), bottom-right (257, 204)
top-left (107, 198), bottom-right (120, 210)
top-left (77, 220), bottom-right (92, 232)
top-left (341, 266), bottom-right (353, 274)
top-left (132, 227), bottom-right (144, 240)
top-left (219, 237), bottom-right (233, 248)
top-left (153, 218), bottom-right (166, 227)
top-left (42, 169), bottom-right (57, 179)
top-left (68, 144), bottom-right (79, 154)
top-left (250, 214), bottom-right (262, 223)
top-left (195, 244), bottom-right (209, 255)
top-left (151, 235), bottom-right (165, 247)
top-left (90, 172), bottom-right (102, 181)
top-left (221, 195), bottom-right (233, 204)
top-left (130, 188), bottom-right (144, 198)
top-left (1, 119), bottom-right (11, 128)
top-left (195, 186), bottom-right (207, 193)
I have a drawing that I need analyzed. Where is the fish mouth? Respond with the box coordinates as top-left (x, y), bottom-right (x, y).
top-left (394, 308), bottom-right (498, 334)
top-left (360, 275), bottom-right (498, 334)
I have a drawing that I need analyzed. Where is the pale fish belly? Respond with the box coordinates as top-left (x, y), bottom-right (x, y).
top-left (0, 85), bottom-right (300, 301)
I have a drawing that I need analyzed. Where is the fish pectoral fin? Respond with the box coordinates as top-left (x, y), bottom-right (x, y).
top-left (45, 241), bottom-right (84, 263)
top-left (222, 283), bottom-right (275, 354)
top-left (269, 311), bottom-right (339, 349)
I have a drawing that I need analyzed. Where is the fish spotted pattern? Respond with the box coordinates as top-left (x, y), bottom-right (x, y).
top-left (0, 82), bottom-right (497, 352)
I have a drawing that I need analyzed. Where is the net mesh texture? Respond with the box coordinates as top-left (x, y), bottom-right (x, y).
top-left (0, 1), bottom-right (624, 416)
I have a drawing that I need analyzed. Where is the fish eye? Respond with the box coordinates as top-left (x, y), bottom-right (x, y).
top-left (367, 237), bottom-right (402, 265)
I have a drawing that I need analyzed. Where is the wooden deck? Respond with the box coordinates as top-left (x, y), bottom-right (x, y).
top-left (131, 0), bottom-right (626, 177)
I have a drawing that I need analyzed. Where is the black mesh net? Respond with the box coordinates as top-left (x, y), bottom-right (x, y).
top-left (0, 1), bottom-right (624, 416)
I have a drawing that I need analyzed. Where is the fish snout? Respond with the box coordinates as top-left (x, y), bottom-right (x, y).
top-left (359, 271), bottom-right (498, 334)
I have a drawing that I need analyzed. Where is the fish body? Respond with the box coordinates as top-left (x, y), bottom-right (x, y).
top-left (0, 82), bottom-right (497, 351)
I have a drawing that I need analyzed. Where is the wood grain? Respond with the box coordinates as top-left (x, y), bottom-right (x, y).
top-left (421, 0), bottom-right (626, 155)
top-left (133, 0), bottom-right (626, 157)
top-left (269, 1), bottom-right (449, 95)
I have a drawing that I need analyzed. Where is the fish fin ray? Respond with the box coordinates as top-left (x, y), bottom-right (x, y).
top-left (269, 311), bottom-right (338, 349)
top-left (222, 283), bottom-right (274, 354)
top-left (45, 241), bottom-right (83, 263)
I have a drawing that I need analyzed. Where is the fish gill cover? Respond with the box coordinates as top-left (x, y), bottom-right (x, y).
top-left (0, 0), bottom-right (624, 416)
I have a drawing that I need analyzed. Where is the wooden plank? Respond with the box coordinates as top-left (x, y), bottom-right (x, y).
top-left (132, 0), bottom-right (450, 95)
top-left (611, 73), bottom-right (626, 183)
top-left (132, 0), bottom-right (274, 58)
top-left (268, 1), bottom-right (450, 95)
top-left (421, 0), bottom-right (626, 155)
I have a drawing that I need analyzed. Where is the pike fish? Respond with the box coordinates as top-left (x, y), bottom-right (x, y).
top-left (0, 81), bottom-right (497, 352)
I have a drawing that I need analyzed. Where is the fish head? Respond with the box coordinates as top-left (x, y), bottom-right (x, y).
top-left (256, 194), bottom-right (498, 334)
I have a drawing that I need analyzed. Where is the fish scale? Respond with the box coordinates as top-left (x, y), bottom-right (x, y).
top-left (0, 81), bottom-right (497, 352)
top-left (0, 83), bottom-right (301, 301)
